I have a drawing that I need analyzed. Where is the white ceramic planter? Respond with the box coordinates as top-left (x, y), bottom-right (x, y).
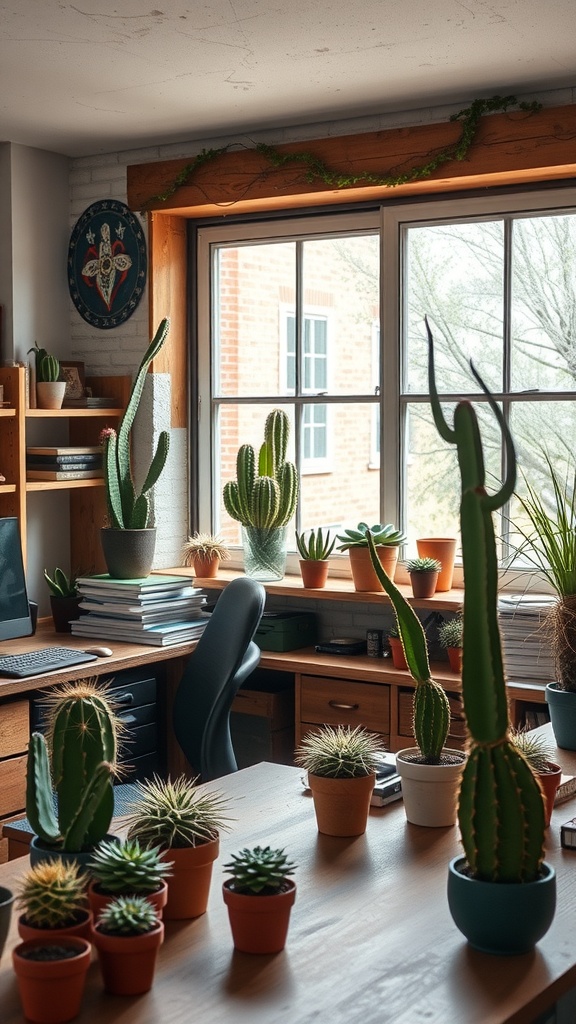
top-left (36, 381), bottom-right (66, 409)
top-left (396, 747), bottom-right (466, 827)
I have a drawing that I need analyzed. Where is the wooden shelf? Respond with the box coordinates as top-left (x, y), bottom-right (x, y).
top-left (25, 479), bottom-right (104, 493)
top-left (26, 408), bottom-right (123, 419)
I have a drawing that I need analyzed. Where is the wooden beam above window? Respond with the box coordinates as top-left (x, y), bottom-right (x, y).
top-left (128, 104), bottom-right (576, 216)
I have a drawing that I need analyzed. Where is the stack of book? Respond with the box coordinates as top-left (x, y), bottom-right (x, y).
top-left (26, 446), bottom-right (103, 481)
top-left (498, 592), bottom-right (556, 685)
top-left (70, 574), bottom-right (209, 646)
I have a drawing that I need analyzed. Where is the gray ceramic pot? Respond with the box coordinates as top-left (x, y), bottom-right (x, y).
top-left (0, 886), bottom-right (14, 963)
top-left (100, 527), bottom-right (156, 579)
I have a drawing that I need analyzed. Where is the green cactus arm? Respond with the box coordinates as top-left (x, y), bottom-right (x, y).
top-left (258, 440), bottom-right (273, 478)
top-left (102, 431), bottom-right (124, 529)
top-left (126, 494), bottom-right (150, 530)
top-left (139, 431), bottom-right (170, 496)
top-left (251, 476), bottom-right (280, 529)
top-left (275, 462), bottom-right (298, 526)
top-left (39, 354), bottom-right (60, 383)
top-left (63, 764), bottom-right (115, 852)
top-left (263, 409), bottom-right (289, 476)
top-left (223, 481), bottom-right (244, 524)
top-left (236, 445), bottom-right (256, 524)
top-left (25, 733), bottom-right (61, 844)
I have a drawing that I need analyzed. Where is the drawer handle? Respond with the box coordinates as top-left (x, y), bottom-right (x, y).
top-left (114, 692), bottom-right (134, 706)
top-left (328, 700), bottom-right (359, 711)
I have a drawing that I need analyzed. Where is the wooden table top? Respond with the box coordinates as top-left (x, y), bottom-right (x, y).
top-left (2, 737), bottom-right (576, 1024)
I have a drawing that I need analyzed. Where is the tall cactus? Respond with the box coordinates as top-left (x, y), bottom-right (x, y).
top-left (367, 532), bottom-right (450, 762)
top-left (426, 318), bottom-right (545, 882)
top-left (26, 681), bottom-right (122, 852)
top-left (223, 409), bottom-right (298, 530)
top-left (101, 318), bottom-right (171, 529)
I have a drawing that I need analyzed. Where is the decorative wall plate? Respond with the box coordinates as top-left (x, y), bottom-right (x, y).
top-left (68, 199), bottom-right (147, 329)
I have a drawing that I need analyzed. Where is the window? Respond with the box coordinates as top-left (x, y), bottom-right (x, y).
top-left (196, 189), bottom-right (576, 568)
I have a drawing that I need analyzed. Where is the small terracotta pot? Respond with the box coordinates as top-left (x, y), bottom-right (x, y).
top-left (308, 772), bottom-right (375, 836)
top-left (191, 552), bottom-right (220, 578)
top-left (447, 646), bottom-right (462, 673)
top-left (161, 837), bottom-right (220, 920)
top-left (91, 919), bottom-right (164, 995)
top-left (87, 880), bottom-right (168, 922)
top-left (409, 570), bottom-right (439, 599)
top-left (13, 937), bottom-right (91, 1024)
top-left (537, 761), bottom-right (562, 827)
top-left (222, 880), bottom-right (296, 953)
top-left (348, 545), bottom-right (399, 592)
top-left (18, 909), bottom-right (93, 943)
top-left (388, 636), bottom-right (408, 670)
top-left (299, 559), bottom-right (330, 589)
top-left (416, 538), bottom-right (456, 592)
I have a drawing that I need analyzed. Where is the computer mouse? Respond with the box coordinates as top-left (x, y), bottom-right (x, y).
top-left (83, 646), bottom-right (114, 658)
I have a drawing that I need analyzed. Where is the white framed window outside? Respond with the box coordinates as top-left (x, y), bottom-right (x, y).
top-left (283, 306), bottom-right (332, 474)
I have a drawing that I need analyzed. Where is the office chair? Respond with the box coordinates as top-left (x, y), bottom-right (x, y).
top-left (171, 576), bottom-right (266, 781)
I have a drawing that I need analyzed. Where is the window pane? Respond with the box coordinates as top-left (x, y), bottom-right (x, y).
top-left (405, 221), bottom-right (505, 394)
top-left (511, 216), bottom-right (576, 392)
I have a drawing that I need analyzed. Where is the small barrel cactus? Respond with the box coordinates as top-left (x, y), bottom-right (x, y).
top-left (17, 861), bottom-right (87, 929)
top-left (97, 895), bottom-right (161, 935)
top-left (125, 774), bottom-right (230, 850)
top-left (28, 342), bottom-right (61, 383)
top-left (223, 409), bottom-right (298, 530)
top-left (89, 837), bottom-right (172, 894)
top-left (223, 846), bottom-right (296, 895)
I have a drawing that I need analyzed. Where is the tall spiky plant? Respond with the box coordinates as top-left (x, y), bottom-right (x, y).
top-left (101, 318), bottom-right (170, 529)
top-left (426, 317), bottom-right (545, 883)
top-left (223, 409), bottom-right (298, 531)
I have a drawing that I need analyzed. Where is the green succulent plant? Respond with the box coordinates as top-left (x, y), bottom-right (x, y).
top-left (96, 895), bottom-right (161, 936)
top-left (101, 317), bottom-right (170, 530)
top-left (337, 521), bottom-right (406, 551)
top-left (294, 724), bottom-right (383, 778)
top-left (223, 846), bottom-right (296, 895)
top-left (223, 408), bottom-right (298, 531)
top-left (404, 556), bottom-right (441, 573)
top-left (89, 837), bottom-right (172, 894)
top-left (17, 860), bottom-right (87, 929)
top-left (425, 316), bottom-right (545, 883)
top-left (124, 774), bottom-right (231, 850)
top-left (43, 568), bottom-right (78, 598)
top-left (437, 615), bottom-right (463, 649)
top-left (28, 342), bottom-right (60, 383)
top-left (26, 680), bottom-right (122, 852)
top-left (295, 527), bottom-right (336, 561)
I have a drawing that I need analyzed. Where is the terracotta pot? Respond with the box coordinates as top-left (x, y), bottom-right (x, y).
top-left (388, 636), bottom-right (408, 670)
top-left (447, 646), bottom-right (462, 673)
top-left (0, 885), bottom-right (14, 964)
top-left (100, 526), bottom-right (157, 579)
top-left (396, 747), bottom-right (466, 827)
top-left (348, 545), bottom-right (399, 592)
top-left (36, 381), bottom-right (66, 410)
top-left (537, 761), bottom-right (562, 827)
top-left (222, 879), bottom-right (296, 953)
top-left (308, 772), bottom-right (375, 836)
top-left (18, 909), bottom-right (93, 943)
top-left (191, 552), bottom-right (220, 578)
top-left (88, 880), bottom-right (168, 922)
top-left (12, 937), bottom-right (91, 1024)
top-left (91, 919), bottom-right (164, 995)
top-left (416, 538), bottom-right (457, 592)
top-left (161, 837), bottom-right (220, 920)
top-left (299, 559), bottom-right (330, 589)
top-left (409, 570), bottom-right (439, 599)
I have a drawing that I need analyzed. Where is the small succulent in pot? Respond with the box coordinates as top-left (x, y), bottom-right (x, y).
top-left (404, 555), bottom-right (442, 598)
top-left (16, 861), bottom-right (88, 932)
top-left (336, 521), bottom-right (405, 550)
top-left (437, 615), bottom-right (463, 650)
top-left (223, 846), bottom-right (296, 895)
top-left (404, 556), bottom-right (441, 574)
top-left (88, 837), bottom-right (172, 895)
top-left (43, 568), bottom-right (78, 599)
top-left (294, 724), bottom-right (383, 778)
top-left (96, 895), bottom-right (161, 936)
top-left (296, 527), bottom-right (336, 561)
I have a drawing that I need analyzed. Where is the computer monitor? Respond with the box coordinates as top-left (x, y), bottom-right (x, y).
top-left (0, 517), bottom-right (33, 641)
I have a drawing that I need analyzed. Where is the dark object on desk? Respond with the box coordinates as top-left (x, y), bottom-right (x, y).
top-left (172, 576), bottom-right (266, 781)
top-left (0, 646), bottom-right (98, 678)
top-left (255, 611), bottom-right (317, 652)
top-left (315, 638), bottom-right (367, 656)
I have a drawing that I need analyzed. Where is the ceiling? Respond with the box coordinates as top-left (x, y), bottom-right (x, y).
top-left (1, 1), bottom-right (574, 159)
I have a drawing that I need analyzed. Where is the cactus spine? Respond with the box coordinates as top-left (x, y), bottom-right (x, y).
top-left (101, 318), bottom-right (170, 529)
top-left (223, 409), bottom-right (298, 530)
top-left (26, 681), bottom-right (121, 852)
top-left (426, 318), bottom-right (545, 882)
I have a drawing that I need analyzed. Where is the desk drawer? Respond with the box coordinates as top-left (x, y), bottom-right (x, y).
top-left (0, 701), bottom-right (29, 758)
top-left (0, 755), bottom-right (27, 818)
top-left (300, 675), bottom-right (390, 735)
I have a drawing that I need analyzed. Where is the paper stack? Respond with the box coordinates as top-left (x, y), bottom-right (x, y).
top-left (497, 593), bottom-right (556, 685)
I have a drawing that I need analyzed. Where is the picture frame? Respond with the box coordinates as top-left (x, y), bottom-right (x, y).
top-left (61, 360), bottom-right (86, 399)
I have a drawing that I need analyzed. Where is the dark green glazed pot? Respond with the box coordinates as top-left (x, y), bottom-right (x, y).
top-left (546, 683), bottom-right (576, 751)
top-left (447, 856), bottom-right (556, 955)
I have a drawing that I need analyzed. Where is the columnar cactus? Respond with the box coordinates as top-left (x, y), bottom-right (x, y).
top-left (101, 318), bottom-right (170, 529)
top-left (426, 318), bottom-right (545, 882)
top-left (223, 409), bottom-right (298, 530)
top-left (26, 681), bottom-right (121, 852)
top-left (28, 342), bottom-right (61, 383)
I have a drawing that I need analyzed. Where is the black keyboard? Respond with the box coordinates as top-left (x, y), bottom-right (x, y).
top-left (0, 647), bottom-right (99, 678)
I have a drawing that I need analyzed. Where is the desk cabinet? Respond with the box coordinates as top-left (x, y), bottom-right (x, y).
top-left (0, 701), bottom-right (30, 862)
top-left (298, 674), bottom-right (391, 746)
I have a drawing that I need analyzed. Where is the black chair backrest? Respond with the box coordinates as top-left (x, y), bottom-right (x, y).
top-left (172, 577), bottom-right (266, 781)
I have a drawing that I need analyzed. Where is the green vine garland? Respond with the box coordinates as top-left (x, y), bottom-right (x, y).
top-left (148, 95), bottom-right (542, 207)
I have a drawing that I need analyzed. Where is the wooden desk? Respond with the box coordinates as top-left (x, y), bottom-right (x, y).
top-left (1, 749), bottom-right (576, 1024)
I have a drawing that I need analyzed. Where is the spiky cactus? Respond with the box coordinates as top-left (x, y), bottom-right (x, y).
top-left (26, 680), bottom-right (121, 852)
top-left (125, 774), bottom-right (230, 850)
top-left (364, 539), bottom-right (453, 764)
top-left (223, 409), bottom-right (298, 530)
top-left (28, 342), bottom-right (61, 383)
top-left (89, 838), bottom-right (172, 894)
top-left (295, 724), bottom-right (383, 778)
top-left (426, 317), bottom-right (545, 882)
top-left (223, 846), bottom-right (296, 895)
top-left (101, 318), bottom-right (170, 529)
top-left (17, 861), bottom-right (87, 929)
top-left (97, 895), bottom-right (160, 935)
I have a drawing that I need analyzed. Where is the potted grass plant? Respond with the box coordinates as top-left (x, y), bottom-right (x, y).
top-left (12, 936), bottom-right (91, 1024)
top-left (294, 724), bottom-right (383, 836)
top-left (222, 845), bottom-right (296, 954)
top-left (87, 837), bottom-right (172, 919)
top-left (367, 536), bottom-right (465, 828)
top-left (16, 861), bottom-right (91, 942)
top-left (437, 614), bottom-right (463, 673)
top-left (336, 521), bottom-right (405, 591)
top-left (90, 895), bottom-right (164, 996)
top-left (181, 532), bottom-right (230, 578)
top-left (295, 527), bottom-right (336, 589)
top-left (425, 317), bottom-right (554, 955)
top-left (124, 773), bottom-right (230, 920)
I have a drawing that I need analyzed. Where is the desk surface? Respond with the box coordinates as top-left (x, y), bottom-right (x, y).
top-left (1, 741), bottom-right (576, 1024)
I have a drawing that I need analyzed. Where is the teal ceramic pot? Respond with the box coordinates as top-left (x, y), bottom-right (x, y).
top-left (546, 683), bottom-right (576, 750)
top-left (447, 856), bottom-right (556, 955)
top-left (30, 834), bottom-right (119, 875)
top-left (0, 886), bottom-right (14, 963)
